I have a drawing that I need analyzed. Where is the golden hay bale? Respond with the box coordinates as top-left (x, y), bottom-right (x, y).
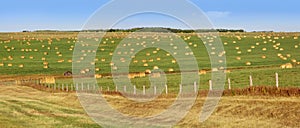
top-left (286, 63), bottom-right (293, 68)
top-left (95, 74), bottom-right (102, 78)
top-left (112, 66), bottom-right (118, 70)
top-left (40, 76), bottom-right (55, 84)
top-left (43, 61), bottom-right (48, 65)
top-left (143, 63), bottom-right (148, 67)
top-left (128, 73), bottom-right (136, 79)
top-left (80, 70), bottom-right (86, 74)
top-left (168, 68), bottom-right (174, 72)
top-left (236, 56), bottom-right (241, 60)
top-left (139, 72), bottom-right (146, 77)
top-left (246, 61), bottom-right (251, 66)
top-left (171, 60), bottom-right (176, 64)
top-left (280, 63), bottom-right (293, 69)
top-left (110, 62), bottom-right (114, 66)
top-left (8, 63), bottom-right (13, 67)
top-left (95, 68), bottom-right (100, 71)
top-left (224, 70), bottom-right (231, 73)
top-left (262, 55), bottom-right (267, 59)
top-left (198, 70), bottom-right (207, 75)
top-left (145, 69), bottom-right (151, 74)
top-left (57, 59), bottom-right (64, 63)
top-left (19, 64), bottom-right (24, 68)
top-left (43, 65), bottom-right (49, 69)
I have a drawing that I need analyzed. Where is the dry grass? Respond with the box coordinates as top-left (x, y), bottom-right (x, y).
top-left (0, 85), bottom-right (299, 127)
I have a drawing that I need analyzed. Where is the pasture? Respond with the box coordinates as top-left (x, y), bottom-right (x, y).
top-left (0, 31), bottom-right (300, 127)
top-left (0, 32), bottom-right (300, 89)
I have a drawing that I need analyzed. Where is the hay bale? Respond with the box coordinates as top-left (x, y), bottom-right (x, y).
top-left (95, 74), bottom-right (102, 78)
top-left (280, 63), bottom-right (293, 69)
top-left (40, 76), bottom-right (55, 84)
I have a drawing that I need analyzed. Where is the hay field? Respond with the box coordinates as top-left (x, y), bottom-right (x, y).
top-left (0, 85), bottom-right (299, 127)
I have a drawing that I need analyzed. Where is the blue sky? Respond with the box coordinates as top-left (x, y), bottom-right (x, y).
top-left (0, 0), bottom-right (300, 32)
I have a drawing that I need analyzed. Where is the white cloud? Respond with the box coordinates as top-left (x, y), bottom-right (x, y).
top-left (206, 11), bottom-right (231, 19)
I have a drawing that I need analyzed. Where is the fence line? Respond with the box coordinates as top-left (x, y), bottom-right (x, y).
top-left (7, 72), bottom-right (294, 95)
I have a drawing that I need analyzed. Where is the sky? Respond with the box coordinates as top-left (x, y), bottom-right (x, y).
top-left (0, 0), bottom-right (300, 32)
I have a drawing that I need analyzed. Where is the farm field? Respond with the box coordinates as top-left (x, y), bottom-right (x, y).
top-left (0, 32), bottom-right (300, 89)
top-left (1, 32), bottom-right (300, 75)
top-left (0, 32), bottom-right (300, 127)
top-left (0, 85), bottom-right (299, 128)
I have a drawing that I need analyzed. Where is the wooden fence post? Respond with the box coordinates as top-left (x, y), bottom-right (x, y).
top-left (115, 86), bottom-right (118, 92)
top-left (179, 84), bottom-right (182, 94)
top-left (143, 85), bottom-right (146, 95)
top-left (209, 80), bottom-right (213, 90)
top-left (165, 84), bottom-right (168, 94)
top-left (276, 73), bottom-right (279, 88)
top-left (249, 75), bottom-right (253, 87)
top-left (228, 78), bottom-right (231, 90)
top-left (154, 85), bottom-right (157, 95)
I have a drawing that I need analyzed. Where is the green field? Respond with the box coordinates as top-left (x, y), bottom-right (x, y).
top-left (1, 32), bottom-right (300, 89)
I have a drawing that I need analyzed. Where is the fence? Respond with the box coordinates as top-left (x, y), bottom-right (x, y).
top-left (8, 72), bottom-right (292, 95)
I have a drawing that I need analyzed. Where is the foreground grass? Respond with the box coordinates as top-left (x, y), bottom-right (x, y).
top-left (0, 85), bottom-right (100, 128)
top-left (0, 85), bottom-right (299, 127)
